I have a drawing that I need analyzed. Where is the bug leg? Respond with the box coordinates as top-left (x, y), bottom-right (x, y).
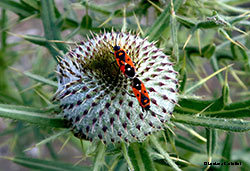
top-left (141, 107), bottom-right (145, 112)
top-left (144, 111), bottom-right (149, 119)
top-left (110, 61), bottom-right (119, 72)
top-left (110, 60), bottom-right (116, 65)
top-left (122, 88), bottom-right (136, 97)
top-left (110, 62), bottom-right (120, 74)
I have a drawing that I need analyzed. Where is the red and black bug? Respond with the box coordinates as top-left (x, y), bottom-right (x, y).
top-left (107, 33), bottom-right (136, 78)
top-left (131, 77), bottom-right (150, 112)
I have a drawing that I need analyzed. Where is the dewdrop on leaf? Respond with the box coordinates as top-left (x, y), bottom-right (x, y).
top-left (54, 31), bottom-right (178, 144)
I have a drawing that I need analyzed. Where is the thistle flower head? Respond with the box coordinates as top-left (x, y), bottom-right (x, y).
top-left (55, 31), bottom-right (178, 144)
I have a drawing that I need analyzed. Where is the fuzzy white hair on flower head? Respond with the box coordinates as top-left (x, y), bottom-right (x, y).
top-left (54, 31), bottom-right (178, 144)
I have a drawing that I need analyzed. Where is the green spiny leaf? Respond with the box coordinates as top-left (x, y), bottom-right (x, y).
top-left (93, 142), bottom-right (106, 171)
top-left (81, 15), bottom-right (92, 29)
top-left (3, 156), bottom-right (90, 171)
top-left (0, 0), bottom-right (35, 17)
top-left (23, 71), bottom-right (57, 87)
top-left (172, 113), bottom-right (250, 132)
top-left (20, 0), bottom-right (39, 10)
top-left (122, 142), bottom-right (134, 171)
top-left (150, 135), bottom-right (181, 171)
top-left (220, 133), bottom-right (234, 171)
top-left (26, 129), bottom-right (71, 151)
top-left (41, 0), bottom-right (67, 58)
top-left (176, 15), bottom-right (196, 28)
top-left (145, 0), bottom-right (184, 41)
top-left (201, 43), bottom-right (216, 59)
top-left (175, 134), bottom-right (205, 153)
top-left (206, 129), bottom-right (216, 159)
top-left (128, 143), bottom-right (156, 171)
top-left (0, 104), bottom-right (67, 128)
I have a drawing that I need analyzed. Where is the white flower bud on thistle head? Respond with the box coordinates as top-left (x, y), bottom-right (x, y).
top-left (55, 31), bottom-right (178, 144)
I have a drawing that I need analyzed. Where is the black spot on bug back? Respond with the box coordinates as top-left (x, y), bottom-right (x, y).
top-left (132, 77), bottom-right (141, 90)
top-left (125, 64), bottom-right (135, 78)
top-left (116, 50), bottom-right (126, 61)
top-left (141, 93), bottom-right (149, 106)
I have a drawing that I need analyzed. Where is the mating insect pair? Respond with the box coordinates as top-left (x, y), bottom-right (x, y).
top-left (108, 35), bottom-right (150, 112)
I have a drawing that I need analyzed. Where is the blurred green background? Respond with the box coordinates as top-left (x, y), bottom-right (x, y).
top-left (0, 0), bottom-right (250, 170)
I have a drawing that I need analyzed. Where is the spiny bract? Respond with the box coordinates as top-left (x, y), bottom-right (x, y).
top-left (55, 31), bottom-right (178, 144)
